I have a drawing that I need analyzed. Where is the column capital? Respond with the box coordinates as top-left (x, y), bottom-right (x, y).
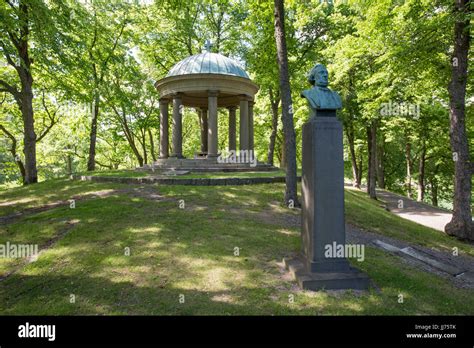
top-left (159, 97), bottom-right (170, 104)
top-left (239, 94), bottom-right (252, 102)
top-left (208, 90), bottom-right (219, 97)
top-left (228, 105), bottom-right (237, 111)
top-left (172, 92), bottom-right (183, 99)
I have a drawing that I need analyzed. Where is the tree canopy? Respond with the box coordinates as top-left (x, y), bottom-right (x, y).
top-left (0, 0), bottom-right (472, 238)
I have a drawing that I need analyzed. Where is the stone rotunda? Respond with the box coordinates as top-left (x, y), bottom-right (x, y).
top-left (150, 43), bottom-right (273, 172)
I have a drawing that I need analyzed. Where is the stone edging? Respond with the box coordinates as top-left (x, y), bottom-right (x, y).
top-left (71, 175), bottom-right (302, 186)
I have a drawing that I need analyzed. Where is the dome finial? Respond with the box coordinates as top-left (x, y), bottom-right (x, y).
top-left (204, 39), bottom-right (213, 53)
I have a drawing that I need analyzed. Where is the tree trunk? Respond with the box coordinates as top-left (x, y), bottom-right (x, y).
top-left (16, 157), bottom-right (26, 183)
top-left (87, 93), bottom-right (99, 171)
top-left (267, 88), bottom-right (280, 166)
top-left (126, 130), bottom-right (143, 167)
top-left (16, 2), bottom-right (37, 184)
top-left (405, 140), bottom-right (413, 198)
top-left (346, 122), bottom-right (359, 188)
top-left (129, 138), bottom-right (144, 167)
top-left (86, 18), bottom-right (126, 172)
top-left (445, 0), bottom-right (473, 240)
top-left (366, 121), bottom-right (377, 199)
top-left (430, 176), bottom-right (439, 207)
top-left (357, 151), bottom-right (363, 188)
top-left (141, 131), bottom-right (148, 165)
top-left (148, 129), bottom-right (156, 162)
top-left (0, 125), bottom-right (26, 183)
top-left (417, 140), bottom-right (426, 202)
top-left (116, 110), bottom-right (144, 167)
top-left (376, 133), bottom-right (385, 189)
top-left (66, 154), bottom-right (73, 176)
top-left (21, 82), bottom-right (37, 184)
top-left (0, 1), bottom-right (37, 184)
top-left (273, 0), bottom-right (298, 206)
top-left (279, 132), bottom-right (287, 170)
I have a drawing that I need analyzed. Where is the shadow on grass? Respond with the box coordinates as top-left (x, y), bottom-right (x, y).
top-left (0, 272), bottom-right (302, 315)
top-left (1, 185), bottom-right (473, 315)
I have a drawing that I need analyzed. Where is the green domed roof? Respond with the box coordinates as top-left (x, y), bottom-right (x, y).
top-left (166, 52), bottom-right (249, 79)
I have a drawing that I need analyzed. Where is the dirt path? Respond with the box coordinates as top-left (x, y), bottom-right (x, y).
top-left (376, 190), bottom-right (452, 232)
top-left (241, 202), bottom-right (474, 289)
top-left (345, 184), bottom-right (452, 232)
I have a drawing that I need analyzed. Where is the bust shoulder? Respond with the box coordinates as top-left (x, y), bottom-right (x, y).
top-left (302, 86), bottom-right (342, 110)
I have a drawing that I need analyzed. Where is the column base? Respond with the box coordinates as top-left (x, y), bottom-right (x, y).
top-left (303, 256), bottom-right (351, 273)
top-left (283, 256), bottom-right (370, 291)
top-left (170, 154), bottom-right (185, 159)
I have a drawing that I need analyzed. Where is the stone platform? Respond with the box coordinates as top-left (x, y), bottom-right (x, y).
top-left (72, 174), bottom-right (293, 186)
top-left (138, 158), bottom-right (278, 173)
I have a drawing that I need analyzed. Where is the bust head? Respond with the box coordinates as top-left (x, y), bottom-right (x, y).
top-left (301, 63), bottom-right (342, 112)
top-left (308, 64), bottom-right (329, 87)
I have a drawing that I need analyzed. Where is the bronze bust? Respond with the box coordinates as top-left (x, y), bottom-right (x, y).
top-left (301, 64), bottom-right (342, 117)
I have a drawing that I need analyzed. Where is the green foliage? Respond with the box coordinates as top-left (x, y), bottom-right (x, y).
top-left (0, 0), bottom-right (471, 210)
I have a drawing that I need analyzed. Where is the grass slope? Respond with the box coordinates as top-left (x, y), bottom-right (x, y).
top-left (0, 178), bottom-right (472, 315)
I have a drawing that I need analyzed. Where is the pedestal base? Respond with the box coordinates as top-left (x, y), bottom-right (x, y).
top-left (283, 256), bottom-right (370, 291)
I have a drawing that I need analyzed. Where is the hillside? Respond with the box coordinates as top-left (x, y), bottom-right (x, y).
top-left (0, 177), bottom-right (473, 315)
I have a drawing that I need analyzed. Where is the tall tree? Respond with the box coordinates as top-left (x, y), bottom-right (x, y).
top-left (273, 0), bottom-right (299, 206)
top-left (76, 1), bottom-right (129, 171)
top-left (267, 87), bottom-right (280, 166)
top-left (1, 0), bottom-right (38, 184)
top-left (0, 0), bottom-right (71, 184)
top-left (445, 0), bottom-right (473, 240)
top-left (366, 120), bottom-right (377, 199)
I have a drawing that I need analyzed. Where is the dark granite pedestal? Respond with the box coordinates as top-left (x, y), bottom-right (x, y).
top-left (284, 112), bottom-right (370, 290)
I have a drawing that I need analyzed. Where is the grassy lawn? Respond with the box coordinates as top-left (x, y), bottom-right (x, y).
top-left (0, 179), bottom-right (125, 217)
top-left (0, 179), bottom-right (473, 315)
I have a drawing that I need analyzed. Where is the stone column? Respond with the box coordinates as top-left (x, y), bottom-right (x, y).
top-left (248, 100), bottom-right (254, 154)
top-left (207, 91), bottom-right (219, 158)
top-left (199, 108), bottom-right (208, 154)
top-left (228, 106), bottom-right (237, 152)
top-left (159, 98), bottom-right (169, 159)
top-left (171, 94), bottom-right (183, 158)
top-left (239, 97), bottom-right (249, 151)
